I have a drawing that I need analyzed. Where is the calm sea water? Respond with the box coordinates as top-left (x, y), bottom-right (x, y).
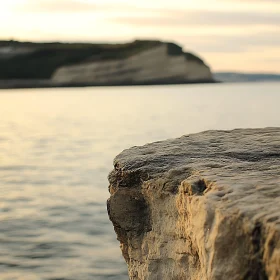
top-left (0, 83), bottom-right (280, 280)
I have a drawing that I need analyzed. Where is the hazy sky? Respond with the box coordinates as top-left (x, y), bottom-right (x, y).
top-left (1, 0), bottom-right (280, 72)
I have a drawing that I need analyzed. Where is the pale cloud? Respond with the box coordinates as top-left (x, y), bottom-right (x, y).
top-left (15, 0), bottom-right (151, 14)
top-left (0, 0), bottom-right (279, 72)
top-left (230, 0), bottom-right (279, 2)
top-left (16, 0), bottom-right (97, 13)
top-left (205, 47), bottom-right (280, 72)
top-left (178, 31), bottom-right (280, 53)
top-left (113, 10), bottom-right (280, 27)
top-left (14, 0), bottom-right (280, 14)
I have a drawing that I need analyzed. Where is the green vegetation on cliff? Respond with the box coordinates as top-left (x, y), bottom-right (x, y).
top-left (0, 40), bottom-right (206, 79)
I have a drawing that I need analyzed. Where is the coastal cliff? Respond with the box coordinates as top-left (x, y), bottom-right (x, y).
top-left (52, 42), bottom-right (213, 85)
top-left (107, 128), bottom-right (280, 280)
top-left (0, 40), bottom-right (214, 88)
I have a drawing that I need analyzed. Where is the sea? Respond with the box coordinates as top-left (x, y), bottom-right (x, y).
top-left (0, 82), bottom-right (280, 280)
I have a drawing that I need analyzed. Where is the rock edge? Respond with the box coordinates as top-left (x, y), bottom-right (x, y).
top-left (107, 128), bottom-right (280, 280)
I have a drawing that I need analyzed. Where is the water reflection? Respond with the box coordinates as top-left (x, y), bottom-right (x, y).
top-left (0, 83), bottom-right (279, 279)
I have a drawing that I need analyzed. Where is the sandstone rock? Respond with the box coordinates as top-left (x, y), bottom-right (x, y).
top-left (107, 128), bottom-right (280, 280)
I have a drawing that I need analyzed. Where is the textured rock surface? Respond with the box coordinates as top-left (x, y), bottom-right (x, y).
top-left (107, 128), bottom-right (280, 280)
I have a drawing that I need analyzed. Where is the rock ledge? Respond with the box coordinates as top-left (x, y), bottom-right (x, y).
top-left (107, 128), bottom-right (280, 280)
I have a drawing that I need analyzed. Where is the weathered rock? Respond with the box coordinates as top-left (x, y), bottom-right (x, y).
top-left (107, 128), bottom-right (280, 280)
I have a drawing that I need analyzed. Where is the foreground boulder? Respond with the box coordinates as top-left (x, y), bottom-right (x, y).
top-left (107, 128), bottom-right (280, 280)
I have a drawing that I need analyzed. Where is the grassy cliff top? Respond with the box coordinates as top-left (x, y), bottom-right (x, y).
top-left (0, 40), bottom-right (206, 79)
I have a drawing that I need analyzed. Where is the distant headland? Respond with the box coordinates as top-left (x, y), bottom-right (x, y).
top-left (0, 40), bottom-right (215, 89)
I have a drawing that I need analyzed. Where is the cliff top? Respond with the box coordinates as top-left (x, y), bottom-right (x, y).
top-left (109, 127), bottom-right (280, 221)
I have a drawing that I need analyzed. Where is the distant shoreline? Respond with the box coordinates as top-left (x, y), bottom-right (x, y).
top-left (0, 79), bottom-right (218, 90)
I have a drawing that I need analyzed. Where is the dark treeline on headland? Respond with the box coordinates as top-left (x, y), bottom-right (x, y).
top-left (0, 40), bottom-right (203, 80)
top-left (0, 40), bottom-right (157, 79)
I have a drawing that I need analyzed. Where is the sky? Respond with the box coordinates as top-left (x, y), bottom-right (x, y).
top-left (0, 0), bottom-right (280, 72)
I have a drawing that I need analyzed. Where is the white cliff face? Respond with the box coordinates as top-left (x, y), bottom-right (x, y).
top-left (52, 44), bottom-right (213, 84)
top-left (108, 128), bottom-right (280, 280)
top-left (185, 60), bottom-right (212, 81)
